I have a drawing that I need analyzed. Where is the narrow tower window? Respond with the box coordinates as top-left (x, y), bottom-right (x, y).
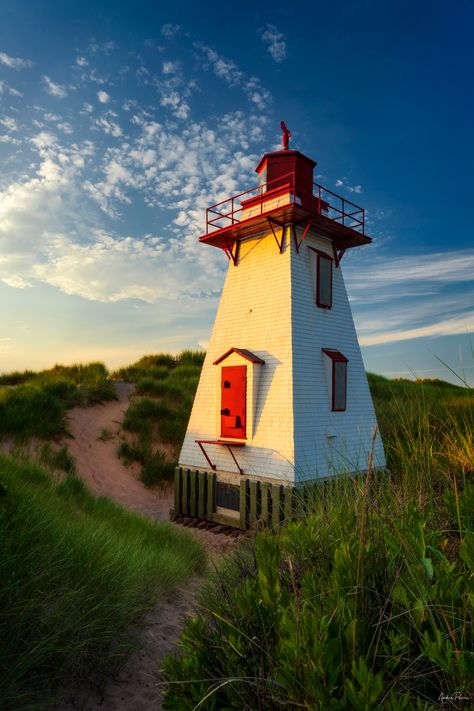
top-left (322, 349), bottom-right (348, 411)
top-left (316, 253), bottom-right (333, 308)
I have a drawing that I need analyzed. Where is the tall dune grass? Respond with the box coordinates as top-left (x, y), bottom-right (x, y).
top-left (115, 351), bottom-right (204, 485)
top-left (163, 374), bottom-right (474, 710)
top-left (0, 454), bottom-right (205, 710)
top-left (0, 362), bottom-right (115, 441)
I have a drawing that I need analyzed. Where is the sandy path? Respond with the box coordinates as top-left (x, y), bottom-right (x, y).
top-left (57, 579), bottom-right (201, 711)
top-left (54, 382), bottom-right (239, 710)
top-left (60, 381), bottom-right (174, 520)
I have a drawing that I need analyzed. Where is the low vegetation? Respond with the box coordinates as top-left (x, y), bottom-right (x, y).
top-left (2, 352), bottom-right (472, 709)
top-left (114, 350), bottom-right (204, 486)
top-left (0, 362), bottom-right (115, 441)
top-left (163, 374), bottom-right (474, 709)
top-left (0, 454), bottom-right (205, 710)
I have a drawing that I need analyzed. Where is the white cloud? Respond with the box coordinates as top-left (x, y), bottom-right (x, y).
top-left (195, 43), bottom-right (242, 86)
top-left (359, 312), bottom-right (473, 346)
top-left (162, 61), bottom-right (179, 75)
top-left (0, 134), bottom-right (21, 145)
top-left (260, 24), bottom-right (287, 62)
top-left (194, 43), bottom-right (271, 110)
top-left (161, 24), bottom-right (180, 38)
top-left (75, 56), bottom-right (88, 67)
top-left (0, 51), bottom-right (33, 69)
top-left (57, 122), bottom-right (74, 134)
top-left (88, 40), bottom-right (117, 55)
top-left (334, 177), bottom-right (362, 194)
top-left (0, 80), bottom-right (23, 97)
top-left (97, 90), bottom-right (110, 103)
top-left (344, 249), bottom-right (474, 347)
top-left (2, 275), bottom-right (30, 289)
top-left (347, 250), bottom-right (474, 292)
top-left (160, 89), bottom-right (190, 119)
top-left (94, 116), bottom-right (122, 137)
top-left (0, 37), bottom-right (270, 309)
top-left (42, 75), bottom-right (68, 98)
top-left (0, 116), bottom-right (18, 132)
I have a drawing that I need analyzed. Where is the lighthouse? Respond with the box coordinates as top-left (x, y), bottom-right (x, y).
top-left (175, 124), bottom-right (386, 529)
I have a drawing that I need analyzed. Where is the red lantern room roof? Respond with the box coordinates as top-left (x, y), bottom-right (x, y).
top-left (199, 122), bottom-right (372, 258)
top-left (255, 148), bottom-right (316, 175)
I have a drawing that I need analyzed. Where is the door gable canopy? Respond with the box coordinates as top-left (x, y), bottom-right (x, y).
top-left (213, 347), bottom-right (265, 365)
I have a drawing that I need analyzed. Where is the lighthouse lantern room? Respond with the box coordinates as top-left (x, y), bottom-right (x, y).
top-left (175, 123), bottom-right (386, 529)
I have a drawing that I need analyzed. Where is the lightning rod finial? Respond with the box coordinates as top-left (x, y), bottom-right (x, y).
top-left (280, 121), bottom-right (291, 150)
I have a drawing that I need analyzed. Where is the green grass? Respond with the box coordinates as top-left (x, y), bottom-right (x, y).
top-left (162, 373), bottom-right (474, 710)
top-left (0, 454), bottom-right (205, 710)
top-left (114, 351), bottom-right (204, 485)
top-left (0, 362), bottom-right (116, 442)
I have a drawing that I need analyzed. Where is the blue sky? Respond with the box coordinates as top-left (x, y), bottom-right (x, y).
top-left (0, 0), bottom-right (473, 384)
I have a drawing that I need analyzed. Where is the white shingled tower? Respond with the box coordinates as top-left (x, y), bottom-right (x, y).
top-left (176, 123), bottom-right (385, 527)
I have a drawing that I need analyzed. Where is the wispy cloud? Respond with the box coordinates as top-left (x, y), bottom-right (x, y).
top-left (93, 114), bottom-right (122, 138)
top-left (0, 116), bottom-right (18, 132)
top-left (260, 24), bottom-right (287, 62)
top-left (42, 75), bottom-right (68, 98)
top-left (194, 42), bottom-right (271, 110)
top-left (0, 80), bottom-right (23, 97)
top-left (87, 40), bottom-right (117, 55)
top-left (345, 249), bottom-right (474, 346)
top-left (161, 23), bottom-right (180, 38)
top-left (347, 250), bottom-right (474, 292)
top-left (335, 177), bottom-right (362, 193)
top-left (0, 36), bottom-right (268, 307)
top-left (359, 312), bottom-right (473, 346)
top-left (0, 51), bottom-right (33, 69)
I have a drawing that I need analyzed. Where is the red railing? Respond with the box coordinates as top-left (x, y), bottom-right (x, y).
top-left (205, 174), bottom-right (365, 235)
top-left (313, 184), bottom-right (365, 234)
top-left (206, 172), bottom-right (296, 234)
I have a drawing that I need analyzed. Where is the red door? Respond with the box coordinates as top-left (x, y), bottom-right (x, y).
top-left (220, 365), bottom-right (246, 439)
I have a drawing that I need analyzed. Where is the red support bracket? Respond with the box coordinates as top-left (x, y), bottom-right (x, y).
top-left (292, 221), bottom-right (312, 253)
top-left (332, 243), bottom-right (346, 268)
top-left (195, 440), bottom-right (244, 476)
top-left (222, 236), bottom-right (240, 266)
top-left (266, 217), bottom-right (285, 253)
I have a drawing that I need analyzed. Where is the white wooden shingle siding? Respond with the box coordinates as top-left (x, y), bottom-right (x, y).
top-left (179, 225), bottom-right (385, 484)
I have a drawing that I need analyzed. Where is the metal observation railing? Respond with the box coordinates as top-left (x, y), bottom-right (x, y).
top-left (205, 172), bottom-right (365, 235)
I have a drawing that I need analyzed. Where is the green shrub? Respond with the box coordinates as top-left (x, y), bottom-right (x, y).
top-left (177, 350), bottom-right (205, 367)
top-left (141, 449), bottom-right (176, 485)
top-left (117, 440), bottom-right (147, 466)
top-left (163, 481), bottom-right (474, 709)
top-left (136, 378), bottom-right (186, 400)
top-left (0, 362), bottom-right (116, 443)
top-left (159, 413), bottom-right (188, 446)
top-left (0, 369), bottom-right (35, 385)
top-left (0, 386), bottom-right (66, 440)
top-left (38, 442), bottom-right (77, 474)
top-left (0, 454), bottom-right (205, 709)
top-left (123, 398), bottom-right (173, 440)
top-left (163, 374), bottom-right (473, 710)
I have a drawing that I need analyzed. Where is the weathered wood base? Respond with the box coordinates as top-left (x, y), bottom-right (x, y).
top-left (173, 467), bottom-right (297, 530)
